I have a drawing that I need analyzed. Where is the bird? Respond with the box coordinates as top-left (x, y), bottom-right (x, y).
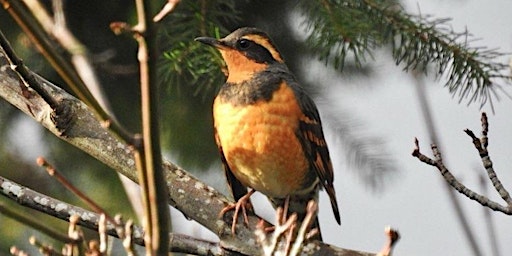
top-left (195, 27), bottom-right (340, 240)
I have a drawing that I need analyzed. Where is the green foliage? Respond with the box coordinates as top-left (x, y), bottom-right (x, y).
top-left (157, 0), bottom-right (239, 170)
top-left (300, 0), bottom-right (511, 106)
top-left (158, 0), bottom-right (238, 96)
top-left (300, 0), bottom-right (392, 69)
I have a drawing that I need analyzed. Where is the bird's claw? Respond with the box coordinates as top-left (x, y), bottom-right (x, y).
top-left (219, 189), bottom-right (255, 235)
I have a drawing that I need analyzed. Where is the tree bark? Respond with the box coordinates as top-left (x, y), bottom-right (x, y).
top-left (0, 41), bottom-right (378, 256)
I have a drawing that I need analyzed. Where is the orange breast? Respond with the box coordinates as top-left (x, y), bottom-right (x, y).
top-left (214, 82), bottom-right (308, 198)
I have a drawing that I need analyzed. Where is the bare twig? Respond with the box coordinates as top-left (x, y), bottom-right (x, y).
top-left (21, 0), bottom-right (145, 224)
top-left (1, 0), bottom-right (134, 143)
top-left (131, 0), bottom-right (170, 254)
top-left (411, 138), bottom-right (436, 166)
top-left (0, 174), bottom-right (225, 255)
top-left (464, 113), bottom-right (512, 204)
top-left (123, 220), bottom-right (138, 256)
top-left (153, 0), bottom-right (180, 22)
top-left (36, 157), bottom-right (120, 229)
top-left (412, 114), bottom-right (512, 214)
top-left (376, 227), bottom-right (400, 256)
top-left (98, 214), bottom-right (108, 254)
top-left (255, 200), bottom-right (327, 256)
top-left (255, 206), bottom-right (297, 256)
top-left (0, 29), bottom-right (59, 109)
top-left (413, 70), bottom-right (482, 256)
top-left (67, 215), bottom-right (86, 255)
top-left (289, 201), bottom-right (320, 256)
top-left (29, 235), bottom-right (66, 255)
top-left (23, 0), bottom-right (110, 111)
top-left (9, 246), bottom-right (29, 256)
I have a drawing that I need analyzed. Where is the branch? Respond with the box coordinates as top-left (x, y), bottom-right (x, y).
top-left (22, 0), bottom-right (111, 111)
top-left (464, 113), bottom-right (512, 204)
top-left (0, 36), bottom-right (380, 255)
top-left (153, 0), bottom-right (180, 22)
top-left (0, 201), bottom-right (77, 244)
top-left (1, 0), bottom-right (133, 143)
top-left (300, 0), bottom-right (512, 106)
top-left (0, 175), bottom-right (223, 255)
top-left (124, 0), bottom-right (171, 254)
top-left (412, 113), bottom-right (512, 214)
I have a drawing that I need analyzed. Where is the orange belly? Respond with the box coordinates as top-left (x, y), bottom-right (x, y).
top-left (214, 83), bottom-right (308, 198)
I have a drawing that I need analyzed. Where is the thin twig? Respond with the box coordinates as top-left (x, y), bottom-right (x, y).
top-left (412, 139), bottom-right (512, 214)
top-left (411, 138), bottom-right (436, 166)
top-left (68, 215), bottom-right (86, 255)
top-left (123, 220), bottom-right (138, 256)
top-left (153, 0), bottom-right (180, 22)
top-left (1, 0), bottom-right (134, 143)
top-left (412, 70), bottom-right (482, 255)
top-left (99, 214), bottom-right (108, 253)
top-left (36, 157), bottom-right (120, 228)
top-left (480, 112), bottom-right (488, 148)
top-left (255, 206), bottom-right (297, 256)
top-left (0, 175), bottom-right (224, 255)
top-left (24, 0), bottom-right (112, 112)
top-left (289, 200), bottom-right (319, 256)
top-left (376, 227), bottom-right (400, 256)
top-left (0, 29), bottom-right (59, 109)
top-left (9, 246), bottom-right (29, 256)
top-left (464, 113), bottom-right (512, 204)
top-left (132, 0), bottom-right (170, 254)
top-left (29, 235), bottom-right (66, 255)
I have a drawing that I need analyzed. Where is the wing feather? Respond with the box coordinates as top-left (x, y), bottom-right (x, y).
top-left (296, 89), bottom-right (341, 224)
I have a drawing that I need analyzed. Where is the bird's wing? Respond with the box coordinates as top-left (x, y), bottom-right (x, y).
top-left (295, 88), bottom-right (341, 224)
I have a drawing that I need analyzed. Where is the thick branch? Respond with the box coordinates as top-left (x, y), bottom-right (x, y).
top-left (0, 175), bottom-right (224, 255)
top-left (0, 39), bottom-right (377, 255)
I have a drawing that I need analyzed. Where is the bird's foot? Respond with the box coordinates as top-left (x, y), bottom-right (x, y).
top-left (219, 189), bottom-right (255, 235)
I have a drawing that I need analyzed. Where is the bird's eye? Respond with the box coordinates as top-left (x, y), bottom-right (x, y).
top-left (237, 39), bottom-right (251, 50)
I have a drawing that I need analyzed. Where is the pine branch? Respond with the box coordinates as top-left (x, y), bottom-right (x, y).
top-left (300, 0), bottom-right (512, 106)
top-left (300, 0), bottom-right (382, 69)
top-left (158, 0), bottom-right (239, 96)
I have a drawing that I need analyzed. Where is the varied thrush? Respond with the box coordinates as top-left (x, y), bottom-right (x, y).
top-left (196, 27), bottom-right (340, 240)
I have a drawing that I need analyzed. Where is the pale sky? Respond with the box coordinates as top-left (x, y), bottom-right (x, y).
top-left (321, 1), bottom-right (512, 254)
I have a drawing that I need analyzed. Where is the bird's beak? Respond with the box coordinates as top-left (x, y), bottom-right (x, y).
top-left (195, 37), bottom-right (227, 49)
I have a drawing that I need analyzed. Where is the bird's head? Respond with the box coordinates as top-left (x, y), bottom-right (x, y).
top-left (195, 27), bottom-right (284, 83)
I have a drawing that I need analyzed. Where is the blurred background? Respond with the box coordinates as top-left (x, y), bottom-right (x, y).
top-left (0, 0), bottom-right (511, 255)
